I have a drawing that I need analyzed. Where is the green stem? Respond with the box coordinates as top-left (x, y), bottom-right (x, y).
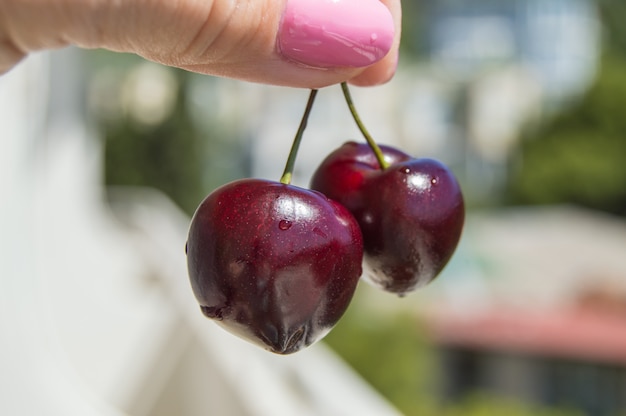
top-left (340, 82), bottom-right (389, 170)
top-left (280, 89), bottom-right (319, 184)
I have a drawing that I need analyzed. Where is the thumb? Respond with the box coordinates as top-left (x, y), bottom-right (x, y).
top-left (1, 0), bottom-right (399, 87)
top-left (98, 0), bottom-right (399, 88)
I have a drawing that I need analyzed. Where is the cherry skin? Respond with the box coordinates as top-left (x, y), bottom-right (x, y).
top-left (186, 178), bottom-right (363, 354)
top-left (310, 141), bottom-right (464, 295)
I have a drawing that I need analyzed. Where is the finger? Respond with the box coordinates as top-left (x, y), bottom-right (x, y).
top-left (179, 0), bottom-right (397, 88)
top-left (348, 0), bottom-right (401, 87)
top-left (0, 38), bottom-right (25, 75)
top-left (100, 0), bottom-right (397, 88)
top-left (1, 0), bottom-right (399, 88)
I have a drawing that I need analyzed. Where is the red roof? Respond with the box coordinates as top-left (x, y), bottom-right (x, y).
top-left (426, 305), bottom-right (626, 365)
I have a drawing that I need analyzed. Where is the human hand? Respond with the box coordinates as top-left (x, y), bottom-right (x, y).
top-left (0, 0), bottom-right (401, 88)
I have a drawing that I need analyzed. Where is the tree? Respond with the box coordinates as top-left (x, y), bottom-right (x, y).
top-left (506, 1), bottom-right (626, 217)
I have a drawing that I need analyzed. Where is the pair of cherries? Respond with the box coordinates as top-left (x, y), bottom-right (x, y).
top-left (185, 87), bottom-right (464, 354)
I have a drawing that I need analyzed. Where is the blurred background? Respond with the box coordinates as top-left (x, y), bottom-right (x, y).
top-left (2, 0), bottom-right (626, 415)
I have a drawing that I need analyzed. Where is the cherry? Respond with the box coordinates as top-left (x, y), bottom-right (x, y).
top-left (310, 141), bottom-right (464, 295)
top-left (186, 178), bottom-right (363, 354)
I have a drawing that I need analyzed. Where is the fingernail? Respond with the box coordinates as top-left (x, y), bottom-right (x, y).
top-left (278, 0), bottom-right (395, 69)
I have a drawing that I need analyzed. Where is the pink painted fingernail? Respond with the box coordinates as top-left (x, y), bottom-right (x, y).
top-left (278, 0), bottom-right (395, 69)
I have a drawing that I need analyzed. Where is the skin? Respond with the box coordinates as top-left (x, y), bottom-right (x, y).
top-left (0, 0), bottom-right (401, 88)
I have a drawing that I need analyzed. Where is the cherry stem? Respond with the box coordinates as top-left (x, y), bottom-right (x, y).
top-left (340, 82), bottom-right (389, 170)
top-left (280, 89), bottom-right (319, 185)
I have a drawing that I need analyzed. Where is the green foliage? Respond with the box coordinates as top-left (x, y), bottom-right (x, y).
top-left (438, 393), bottom-right (583, 416)
top-left (399, 1), bottom-right (428, 60)
top-left (324, 290), bottom-right (582, 416)
top-left (102, 71), bottom-right (205, 215)
top-left (506, 0), bottom-right (626, 216)
top-left (597, 0), bottom-right (626, 58)
top-left (506, 56), bottom-right (626, 216)
top-left (323, 296), bottom-right (437, 415)
top-left (89, 56), bottom-right (249, 216)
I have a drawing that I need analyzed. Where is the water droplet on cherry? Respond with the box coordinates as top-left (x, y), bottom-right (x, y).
top-left (279, 220), bottom-right (293, 230)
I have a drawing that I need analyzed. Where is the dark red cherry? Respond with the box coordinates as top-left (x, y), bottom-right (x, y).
top-left (186, 178), bottom-right (363, 354)
top-left (311, 141), bottom-right (464, 295)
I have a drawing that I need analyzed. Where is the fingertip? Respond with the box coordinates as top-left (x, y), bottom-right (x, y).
top-left (347, 50), bottom-right (398, 87)
top-left (277, 0), bottom-right (394, 70)
top-left (0, 39), bottom-right (26, 75)
top-left (342, 0), bottom-right (402, 87)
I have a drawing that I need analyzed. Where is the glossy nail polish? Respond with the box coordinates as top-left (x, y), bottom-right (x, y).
top-left (278, 0), bottom-right (395, 69)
